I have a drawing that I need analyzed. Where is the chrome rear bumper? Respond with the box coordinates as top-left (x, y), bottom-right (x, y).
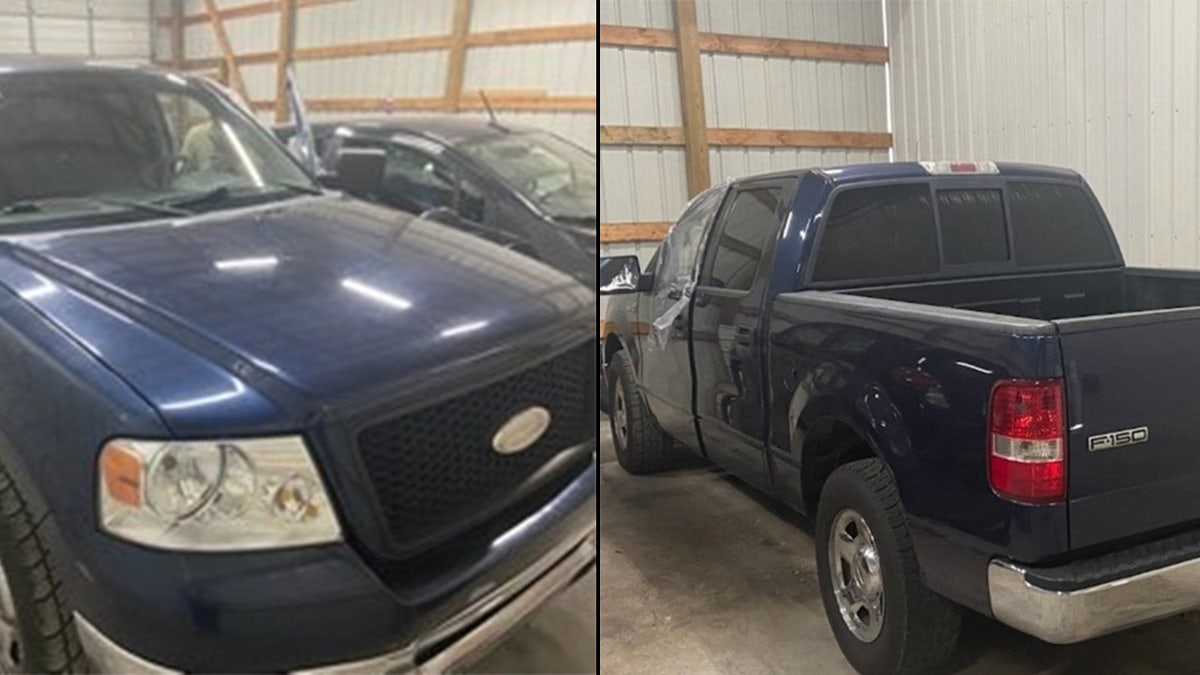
top-left (988, 555), bottom-right (1200, 644)
top-left (77, 524), bottom-right (596, 674)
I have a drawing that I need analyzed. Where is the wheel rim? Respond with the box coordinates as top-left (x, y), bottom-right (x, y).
top-left (0, 554), bottom-right (21, 671)
top-left (827, 508), bottom-right (885, 643)
top-left (611, 382), bottom-right (628, 449)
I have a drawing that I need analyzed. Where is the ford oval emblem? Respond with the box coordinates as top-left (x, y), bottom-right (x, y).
top-left (492, 406), bottom-right (552, 455)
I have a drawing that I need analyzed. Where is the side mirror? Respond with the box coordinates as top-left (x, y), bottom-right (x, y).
top-left (600, 255), bottom-right (652, 295)
top-left (327, 148), bottom-right (386, 196)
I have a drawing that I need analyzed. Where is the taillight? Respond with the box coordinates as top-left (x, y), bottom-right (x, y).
top-left (988, 379), bottom-right (1066, 504)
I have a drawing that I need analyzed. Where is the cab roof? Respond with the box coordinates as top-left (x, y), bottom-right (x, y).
top-left (728, 162), bottom-right (1083, 188)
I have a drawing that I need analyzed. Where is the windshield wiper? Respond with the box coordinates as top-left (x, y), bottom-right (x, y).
top-left (158, 181), bottom-right (323, 212)
top-left (0, 197), bottom-right (189, 219)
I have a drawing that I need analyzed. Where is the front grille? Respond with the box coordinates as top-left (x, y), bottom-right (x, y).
top-left (356, 341), bottom-right (595, 552)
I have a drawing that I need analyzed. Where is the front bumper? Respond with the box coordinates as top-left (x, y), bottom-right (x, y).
top-left (988, 555), bottom-right (1200, 644)
top-left (77, 524), bottom-right (596, 674)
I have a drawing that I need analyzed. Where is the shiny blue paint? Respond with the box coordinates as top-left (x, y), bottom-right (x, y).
top-left (602, 162), bottom-right (1113, 616)
top-left (0, 62), bottom-right (596, 668)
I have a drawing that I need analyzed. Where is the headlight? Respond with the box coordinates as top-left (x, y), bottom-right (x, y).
top-left (97, 437), bottom-right (340, 551)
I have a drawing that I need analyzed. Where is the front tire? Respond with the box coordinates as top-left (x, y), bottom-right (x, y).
top-left (815, 459), bottom-right (960, 675)
top-left (0, 464), bottom-right (84, 673)
top-left (607, 351), bottom-right (675, 474)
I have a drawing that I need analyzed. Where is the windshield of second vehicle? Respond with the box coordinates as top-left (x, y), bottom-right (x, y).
top-left (459, 131), bottom-right (596, 221)
top-left (0, 71), bottom-right (316, 228)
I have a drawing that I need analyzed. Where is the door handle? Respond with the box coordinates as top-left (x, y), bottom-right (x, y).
top-left (734, 326), bottom-right (753, 346)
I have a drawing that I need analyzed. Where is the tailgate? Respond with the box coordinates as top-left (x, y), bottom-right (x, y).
top-left (1057, 309), bottom-right (1200, 549)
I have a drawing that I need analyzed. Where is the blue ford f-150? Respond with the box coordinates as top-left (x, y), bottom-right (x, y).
top-left (0, 58), bottom-right (595, 673)
top-left (601, 160), bottom-right (1200, 673)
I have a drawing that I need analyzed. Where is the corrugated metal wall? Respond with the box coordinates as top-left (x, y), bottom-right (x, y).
top-left (599, 0), bottom-right (888, 317)
top-left (175, 0), bottom-right (595, 151)
top-left (888, 0), bottom-right (1200, 268)
top-left (1, 0), bottom-right (150, 60)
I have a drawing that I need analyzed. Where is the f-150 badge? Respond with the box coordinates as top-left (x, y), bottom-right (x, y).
top-left (1088, 426), bottom-right (1149, 451)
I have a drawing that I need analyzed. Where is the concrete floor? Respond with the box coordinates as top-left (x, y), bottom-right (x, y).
top-left (598, 415), bottom-right (1200, 674)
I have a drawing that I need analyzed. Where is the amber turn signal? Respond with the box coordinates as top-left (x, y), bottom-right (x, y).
top-left (100, 443), bottom-right (142, 507)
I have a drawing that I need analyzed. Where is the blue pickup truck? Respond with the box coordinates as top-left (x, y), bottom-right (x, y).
top-left (0, 57), bottom-right (596, 673)
top-left (601, 161), bottom-right (1200, 673)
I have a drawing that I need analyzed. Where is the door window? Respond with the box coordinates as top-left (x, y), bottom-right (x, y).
top-left (701, 187), bottom-right (783, 291)
top-left (652, 187), bottom-right (725, 295)
top-left (383, 144), bottom-right (457, 212)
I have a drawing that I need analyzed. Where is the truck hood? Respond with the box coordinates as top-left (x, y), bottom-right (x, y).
top-left (0, 195), bottom-right (593, 432)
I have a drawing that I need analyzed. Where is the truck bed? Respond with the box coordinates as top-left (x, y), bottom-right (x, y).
top-left (825, 266), bottom-right (1200, 552)
top-left (837, 267), bottom-right (1200, 322)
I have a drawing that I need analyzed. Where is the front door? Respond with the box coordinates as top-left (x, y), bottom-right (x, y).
top-left (691, 179), bottom-right (794, 489)
top-left (637, 187), bottom-right (725, 450)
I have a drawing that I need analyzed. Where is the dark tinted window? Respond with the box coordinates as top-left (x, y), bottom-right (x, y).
top-left (813, 183), bottom-right (938, 282)
top-left (704, 187), bottom-right (781, 290)
top-left (939, 189), bottom-right (1009, 265)
top-left (1009, 182), bottom-right (1117, 266)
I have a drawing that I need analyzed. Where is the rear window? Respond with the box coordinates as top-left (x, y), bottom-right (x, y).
top-left (1008, 182), bottom-right (1116, 266)
top-left (703, 187), bottom-right (782, 290)
top-left (939, 189), bottom-right (1010, 265)
top-left (812, 183), bottom-right (939, 282)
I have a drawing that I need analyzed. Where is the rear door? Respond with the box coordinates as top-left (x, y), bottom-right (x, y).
top-left (692, 178), bottom-right (795, 489)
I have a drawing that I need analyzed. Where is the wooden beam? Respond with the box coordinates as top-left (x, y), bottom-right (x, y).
top-left (466, 23), bottom-right (596, 47)
top-left (598, 24), bottom-right (677, 49)
top-left (699, 32), bottom-right (888, 63)
top-left (708, 128), bottom-right (891, 149)
top-left (600, 222), bottom-right (673, 243)
top-left (300, 35), bottom-right (450, 60)
top-left (672, 0), bottom-right (710, 197)
top-left (202, 0), bottom-right (249, 102)
top-left (274, 0), bottom-right (299, 123)
top-left (444, 0), bottom-right (472, 111)
top-left (458, 91), bottom-right (595, 112)
top-left (180, 22), bottom-right (598, 71)
top-left (599, 23), bottom-right (889, 64)
top-left (169, 0), bottom-right (185, 70)
top-left (160, 0), bottom-right (350, 26)
top-left (600, 125), bottom-right (892, 150)
top-left (600, 125), bottom-right (685, 145)
top-left (183, 35), bottom-right (451, 70)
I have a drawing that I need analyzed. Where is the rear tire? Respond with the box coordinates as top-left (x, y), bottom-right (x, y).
top-left (0, 463), bottom-right (84, 673)
top-left (815, 459), bottom-right (960, 675)
top-left (607, 350), bottom-right (676, 474)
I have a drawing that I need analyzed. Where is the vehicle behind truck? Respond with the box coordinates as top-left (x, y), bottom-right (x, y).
top-left (601, 161), bottom-right (1200, 673)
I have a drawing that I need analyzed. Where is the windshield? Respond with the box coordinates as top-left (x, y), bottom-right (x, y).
top-left (0, 69), bottom-right (317, 230)
top-left (458, 131), bottom-right (595, 221)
